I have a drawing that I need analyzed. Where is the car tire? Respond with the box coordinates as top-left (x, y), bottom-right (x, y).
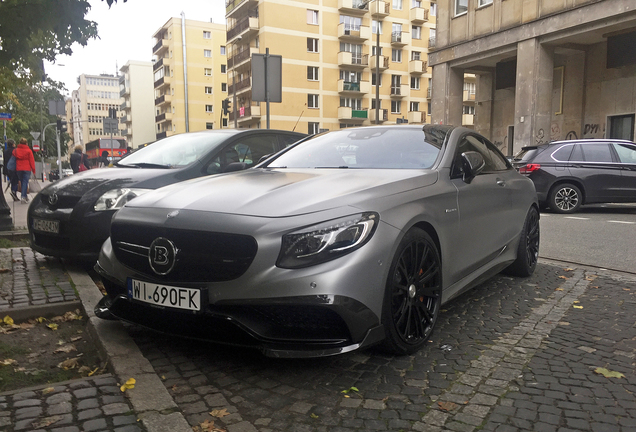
top-left (549, 183), bottom-right (582, 213)
top-left (504, 206), bottom-right (540, 277)
top-left (381, 228), bottom-right (442, 355)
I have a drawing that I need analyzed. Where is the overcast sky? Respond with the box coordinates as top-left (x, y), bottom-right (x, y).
top-left (44, 0), bottom-right (226, 96)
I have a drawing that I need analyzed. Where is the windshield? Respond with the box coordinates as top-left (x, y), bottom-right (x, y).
top-left (117, 132), bottom-right (235, 168)
top-left (267, 128), bottom-right (441, 169)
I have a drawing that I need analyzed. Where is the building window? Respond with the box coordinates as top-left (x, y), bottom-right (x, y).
top-left (391, 100), bottom-right (401, 114)
top-left (410, 76), bottom-right (420, 90)
top-left (412, 0), bottom-right (422, 7)
top-left (307, 38), bottom-right (319, 53)
top-left (479, 0), bottom-right (493, 6)
top-left (455, 0), bottom-right (467, 16)
top-left (412, 51), bottom-right (421, 61)
top-left (220, 46), bottom-right (226, 55)
top-left (412, 26), bottom-right (422, 39)
top-left (340, 70), bottom-right (361, 82)
top-left (463, 105), bottom-right (475, 115)
top-left (204, 49), bottom-right (211, 58)
top-left (203, 31), bottom-right (211, 39)
top-left (392, 49), bottom-right (402, 63)
top-left (430, 2), bottom-right (437, 16)
top-left (307, 9), bottom-right (318, 24)
top-left (372, 46), bottom-right (383, 56)
top-left (206, 122), bottom-right (214, 129)
top-left (221, 83), bottom-right (227, 92)
top-left (206, 105), bottom-right (213, 112)
top-left (308, 122), bottom-right (319, 134)
top-left (410, 101), bottom-right (420, 112)
top-left (372, 20), bottom-right (382, 35)
top-left (221, 64), bottom-right (226, 74)
top-left (205, 86), bottom-right (213, 94)
top-left (340, 98), bottom-right (362, 110)
top-left (222, 118), bottom-right (228, 127)
top-left (308, 94), bottom-right (319, 108)
top-left (371, 99), bottom-right (382, 109)
top-left (307, 66), bottom-right (319, 81)
top-left (340, 15), bottom-right (362, 33)
top-left (204, 68), bottom-right (212, 76)
top-left (393, 0), bottom-right (403, 10)
top-left (371, 73), bottom-right (382, 86)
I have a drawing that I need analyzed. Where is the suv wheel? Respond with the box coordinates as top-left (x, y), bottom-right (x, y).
top-left (549, 183), bottom-right (582, 214)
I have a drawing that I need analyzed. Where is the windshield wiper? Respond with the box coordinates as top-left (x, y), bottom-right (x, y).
top-left (315, 166), bottom-right (349, 169)
top-left (117, 162), bottom-right (172, 169)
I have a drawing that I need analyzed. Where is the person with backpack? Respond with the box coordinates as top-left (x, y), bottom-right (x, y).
top-left (12, 137), bottom-right (36, 203)
top-left (70, 145), bottom-right (90, 173)
top-left (3, 139), bottom-right (19, 201)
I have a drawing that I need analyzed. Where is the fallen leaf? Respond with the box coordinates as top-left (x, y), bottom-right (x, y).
top-left (54, 344), bottom-right (77, 354)
top-left (88, 367), bottom-right (100, 376)
top-left (120, 378), bottom-right (136, 392)
top-left (0, 359), bottom-right (17, 366)
top-left (36, 317), bottom-right (47, 323)
top-left (31, 416), bottom-right (62, 429)
top-left (0, 268), bottom-right (10, 273)
top-left (46, 323), bottom-right (59, 331)
top-left (41, 387), bottom-right (55, 395)
top-left (573, 305), bottom-right (583, 309)
top-left (341, 386), bottom-right (359, 394)
top-left (555, 288), bottom-right (564, 291)
top-left (209, 408), bottom-right (229, 418)
top-left (558, 276), bottom-right (568, 279)
top-left (58, 358), bottom-right (80, 370)
top-left (623, 288), bottom-right (631, 291)
top-left (19, 322), bottom-right (34, 330)
top-left (2, 315), bottom-right (14, 326)
top-left (438, 401), bottom-right (459, 412)
top-left (310, 413), bottom-right (319, 419)
top-left (594, 367), bottom-right (625, 379)
top-left (563, 268), bottom-right (574, 271)
top-left (71, 336), bottom-right (83, 342)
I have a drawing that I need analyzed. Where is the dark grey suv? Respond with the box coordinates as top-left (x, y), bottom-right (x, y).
top-left (514, 139), bottom-right (636, 213)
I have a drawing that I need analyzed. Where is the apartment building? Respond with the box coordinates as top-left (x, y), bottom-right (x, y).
top-left (429, 0), bottom-right (636, 155)
top-left (152, 18), bottom-right (228, 139)
top-left (75, 74), bottom-right (123, 145)
top-left (225, 0), bottom-right (437, 133)
top-left (119, 61), bottom-right (156, 148)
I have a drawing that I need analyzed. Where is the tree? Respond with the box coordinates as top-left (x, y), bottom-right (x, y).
top-left (0, 0), bottom-right (127, 105)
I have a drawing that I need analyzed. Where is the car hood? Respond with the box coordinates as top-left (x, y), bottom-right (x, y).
top-left (126, 168), bottom-right (438, 217)
top-left (43, 167), bottom-right (184, 197)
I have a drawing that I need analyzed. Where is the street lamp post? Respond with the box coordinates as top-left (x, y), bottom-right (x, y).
top-left (359, 0), bottom-right (381, 125)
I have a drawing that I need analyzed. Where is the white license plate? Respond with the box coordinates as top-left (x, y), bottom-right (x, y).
top-left (127, 279), bottom-right (201, 311)
top-left (32, 218), bottom-right (60, 234)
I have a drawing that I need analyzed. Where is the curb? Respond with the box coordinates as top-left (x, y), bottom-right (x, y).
top-left (66, 264), bottom-right (192, 432)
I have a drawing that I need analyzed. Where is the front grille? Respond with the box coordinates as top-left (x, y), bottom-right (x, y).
top-left (41, 194), bottom-right (82, 210)
top-left (33, 232), bottom-right (70, 250)
top-left (111, 223), bottom-right (258, 283)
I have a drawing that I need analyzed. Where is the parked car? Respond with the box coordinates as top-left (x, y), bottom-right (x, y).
top-left (28, 129), bottom-right (306, 261)
top-left (513, 139), bottom-right (636, 213)
top-left (48, 170), bottom-right (60, 181)
top-left (62, 169), bottom-right (73, 177)
top-left (94, 125), bottom-right (539, 358)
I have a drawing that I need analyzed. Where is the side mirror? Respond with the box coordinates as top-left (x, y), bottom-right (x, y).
top-left (223, 162), bottom-right (248, 173)
top-left (461, 151), bottom-right (486, 183)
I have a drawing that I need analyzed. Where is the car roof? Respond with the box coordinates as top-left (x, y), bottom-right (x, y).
top-left (521, 138), bottom-right (635, 151)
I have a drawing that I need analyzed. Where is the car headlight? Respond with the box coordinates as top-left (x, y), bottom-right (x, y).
top-left (94, 188), bottom-right (150, 211)
top-left (277, 212), bottom-right (379, 269)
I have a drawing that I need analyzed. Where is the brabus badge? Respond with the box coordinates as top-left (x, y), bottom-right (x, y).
top-left (48, 193), bottom-right (59, 205)
top-left (148, 237), bottom-right (178, 276)
top-left (167, 210), bottom-right (179, 219)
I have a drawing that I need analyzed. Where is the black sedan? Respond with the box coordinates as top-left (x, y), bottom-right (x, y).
top-left (28, 129), bottom-right (305, 261)
top-left (95, 125), bottom-right (539, 358)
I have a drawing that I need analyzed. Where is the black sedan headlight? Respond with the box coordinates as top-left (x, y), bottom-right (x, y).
top-left (94, 188), bottom-right (150, 211)
top-left (277, 212), bottom-right (379, 269)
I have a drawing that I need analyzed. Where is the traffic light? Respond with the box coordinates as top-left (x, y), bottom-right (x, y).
top-left (109, 107), bottom-right (117, 118)
top-left (222, 98), bottom-right (231, 116)
top-left (56, 119), bottom-right (67, 133)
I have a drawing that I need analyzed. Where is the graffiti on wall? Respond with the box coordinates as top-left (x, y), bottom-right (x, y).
top-left (565, 131), bottom-right (578, 140)
top-left (551, 123), bottom-right (561, 141)
top-left (535, 129), bottom-right (546, 145)
top-left (583, 123), bottom-right (605, 138)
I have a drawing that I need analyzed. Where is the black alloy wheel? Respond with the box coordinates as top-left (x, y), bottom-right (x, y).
top-left (382, 228), bottom-right (442, 355)
top-left (550, 183), bottom-right (582, 213)
top-left (505, 206), bottom-right (540, 277)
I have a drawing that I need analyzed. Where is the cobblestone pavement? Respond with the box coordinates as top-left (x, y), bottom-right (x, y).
top-left (126, 262), bottom-right (636, 432)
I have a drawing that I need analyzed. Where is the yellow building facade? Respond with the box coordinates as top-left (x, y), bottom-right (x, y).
top-left (152, 18), bottom-right (228, 139)
top-left (226, 0), bottom-right (437, 133)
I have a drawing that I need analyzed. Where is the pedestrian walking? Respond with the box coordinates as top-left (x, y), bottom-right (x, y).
top-left (70, 145), bottom-right (90, 173)
top-left (12, 137), bottom-right (36, 204)
top-left (3, 139), bottom-right (19, 201)
top-left (98, 150), bottom-right (109, 168)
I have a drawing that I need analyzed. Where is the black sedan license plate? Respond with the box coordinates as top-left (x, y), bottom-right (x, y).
top-left (127, 279), bottom-right (201, 311)
top-left (32, 218), bottom-right (60, 234)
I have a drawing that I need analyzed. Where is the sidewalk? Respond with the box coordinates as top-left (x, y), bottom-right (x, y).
top-left (1, 177), bottom-right (46, 231)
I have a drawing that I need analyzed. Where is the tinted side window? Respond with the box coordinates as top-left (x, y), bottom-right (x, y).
top-left (452, 135), bottom-right (497, 177)
top-left (581, 144), bottom-right (613, 162)
top-left (612, 143), bottom-right (636, 163)
top-left (278, 134), bottom-right (303, 148)
top-left (570, 144), bottom-right (584, 161)
top-left (233, 135), bottom-right (279, 167)
top-left (552, 145), bottom-right (574, 162)
top-left (484, 139), bottom-right (510, 170)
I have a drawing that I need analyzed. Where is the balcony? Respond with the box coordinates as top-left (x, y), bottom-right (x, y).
top-left (152, 39), bottom-right (168, 54)
top-left (338, 107), bottom-right (368, 121)
top-left (154, 75), bottom-right (171, 89)
top-left (409, 59), bottom-right (426, 74)
top-left (410, 7), bottom-right (429, 23)
top-left (119, 86), bottom-right (129, 97)
top-left (338, 23), bottom-right (370, 41)
top-left (427, 87), bottom-right (432, 99)
top-left (153, 57), bottom-right (170, 71)
top-left (407, 111), bottom-right (424, 124)
top-left (228, 77), bottom-right (251, 95)
top-left (227, 47), bottom-right (257, 70)
top-left (369, 55), bottom-right (389, 70)
top-left (227, 15), bottom-right (259, 44)
top-left (369, 108), bottom-right (388, 123)
top-left (156, 131), bottom-right (167, 140)
top-left (229, 104), bottom-right (261, 124)
top-left (155, 112), bottom-right (173, 123)
top-left (391, 31), bottom-right (410, 46)
top-left (120, 100), bottom-right (130, 110)
top-left (154, 94), bottom-right (172, 106)
top-left (462, 114), bottom-right (474, 126)
top-left (338, 51), bottom-right (368, 69)
top-left (369, 1), bottom-right (389, 18)
top-left (338, 0), bottom-right (368, 14)
top-left (338, 80), bottom-right (370, 94)
top-left (390, 84), bottom-right (409, 98)
top-left (463, 90), bottom-right (476, 102)
top-left (226, 0), bottom-right (258, 16)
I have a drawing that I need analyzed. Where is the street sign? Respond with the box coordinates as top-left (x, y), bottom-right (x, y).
top-left (252, 53), bottom-right (282, 103)
top-left (0, 113), bottom-right (11, 120)
top-left (30, 131), bottom-right (41, 140)
top-left (48, 100), bottom-right (65, 116)
top-left (103, 118), bottom-right (119, 134)
top-left (32, 140), bottom-right (40, 151)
